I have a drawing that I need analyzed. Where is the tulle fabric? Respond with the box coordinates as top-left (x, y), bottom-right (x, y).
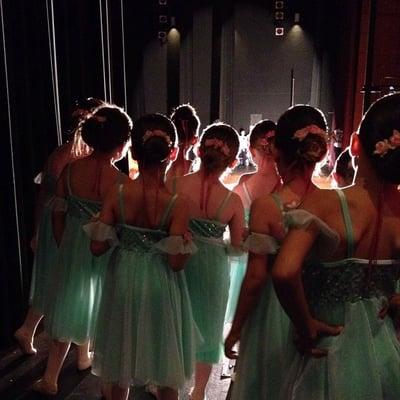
top-left (285, 209), bottom-right (340, 258)
top-left (233, 208), bottom-right (344, 399)
top-left (45, 196), bottom-right (106, 344)
top-left (92, 224), bottom-right (199, 389)
top-left (233, 280), bottom-right (296, 400)
top-left (280, 297), bottom-right (400, 400)
top-left (83, 220), bottom-right (119, 246)
top-left (185, 218), bottom-right (231, 363)
top-left (29, 178), bottom-right (58, 314)
top-left (279, 210), bottom-right (400, 400)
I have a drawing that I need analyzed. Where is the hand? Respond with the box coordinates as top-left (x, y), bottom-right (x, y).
top-left (294, 318), bottom-right (343, 358)
top-left (379, 294), bottom-right (400, 328)
top-left (224, 329), bottom-right (240, 359)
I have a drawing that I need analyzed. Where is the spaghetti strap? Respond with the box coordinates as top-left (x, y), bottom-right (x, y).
top-left (336, 189), bottom-right (354, 258)
top-left (215, 191), bottom-right (233, 221)
top-left (271, 192), bottom-right (284, 212)
top-left (66, 163), bottom-right (73, 195)
top-left (242, 182), bottom-right (252, 205)
top-left (118, 184), bottom-right (126, 225)
top-left (159, 194), bottom-right (178, 229)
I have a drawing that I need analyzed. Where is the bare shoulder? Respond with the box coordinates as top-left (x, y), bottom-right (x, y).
top-left (237, 173), bottom-right (253, 186)
top-left (301, 188), bottom-right (340, 222)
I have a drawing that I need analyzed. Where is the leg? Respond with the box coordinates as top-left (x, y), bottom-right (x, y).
top-left (158, 386), bottom-right (178, 400)
top-left (76, 340), bottom-right (93, 370)
top-left (111, 384), bottom-right (129, 400)
top-left (190, 362), bottom-right (212, 400)
top-left (33, 339), bottom-right (70, 395)
top-left (15, 307), bottom-right (43, 354)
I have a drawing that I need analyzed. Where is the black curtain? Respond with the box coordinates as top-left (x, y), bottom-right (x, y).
top-left (0, 0), bottom-right (156, 349)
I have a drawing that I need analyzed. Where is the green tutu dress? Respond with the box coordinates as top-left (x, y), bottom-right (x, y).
top-left (233, 193), bottom-right (339, 399)
top-left (45, 165), bottom-right (107, 344)
top-left (87, 187), bottom-right (199, 389)
top-left (185, 192), bottom-right (234, 364)
top-left (29, 171), bottom-right (58, 314)
top-left (225, 208), bottom-right (249, 323)
top-left (280, 190), bottom-right (400, 400)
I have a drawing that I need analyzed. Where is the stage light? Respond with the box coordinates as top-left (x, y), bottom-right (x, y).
top-left (275, 1), bottom-right (284, 10)
top-left (275, 27), bottom-right (284, 36)
top-left (294, 12), bottom-right (300, 23)
top-left (275, 11), bottom-right (284, 20)
top-left (159, 0), bottom-right (167, 5)
top-left (159, 15), bottom-right (167, 23)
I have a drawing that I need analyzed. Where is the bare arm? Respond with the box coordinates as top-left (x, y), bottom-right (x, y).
top-left (167, 196), bottom-right (191, 271)
top-left (225, 197), bottom-right (270, 358)
top-left (271, 226), bottom-right (342, 356)
top-left (228, 193), bottom-right (245, 248)
top-left (52, 168), bottom-right (67, 247)
top-left (90, 188), bottom-right (118, 256)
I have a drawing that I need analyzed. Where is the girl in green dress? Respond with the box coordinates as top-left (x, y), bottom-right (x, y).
top-left (15, 97), bottom-right (103, 355)
top-left (168, 123), bottom-right (245, 400)
top-left (273, 93), bottom-right (400, 399)
top-left (225, 119), bottom-right (280, 323)
top-left (225, 105), bottom-right (331, 399)
top-left (33, 104), bottom-right (131, 396)
top-left (86, 113), bottom-right (199, 400)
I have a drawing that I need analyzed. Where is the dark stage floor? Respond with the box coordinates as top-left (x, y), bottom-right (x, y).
top-left (0, 332), bottom-right (231, 399)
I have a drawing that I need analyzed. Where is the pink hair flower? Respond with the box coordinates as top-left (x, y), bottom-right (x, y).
top-left (204, 138), bottom-right (231, 156)
top-left (293, 124), bottom-right (327, 142)
top-left (143, 129), bottom-right (172, 145)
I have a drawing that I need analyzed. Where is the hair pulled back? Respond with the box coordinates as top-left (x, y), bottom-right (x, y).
top-left (359, 93), bottom-right (400, 184)
top-left (131, 113), bottom-right (177, 167)
top-left (249, 119), bottom-right (276, 148)
top-left (199, 123), bottom-right (239, 175)
top-left (80, 105), bottom-right (132, 153)
top-left (170, 103), bottom-right (200, 145)
top-left (275, 105), bottom-right (328, 169)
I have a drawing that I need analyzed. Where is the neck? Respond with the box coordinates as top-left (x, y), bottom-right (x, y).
top-left (198, 167), bottom-right (222, 182)
top-left (256, 158), bottom-right (279, 177)
top-left (138, 166), bottom-right (166, 187)
top-left (282, 166), bottom-right (314, 198)
top-left (354, 152), bottom-right (382, 192)
top-left (90, 150), bottom-right (114, 164)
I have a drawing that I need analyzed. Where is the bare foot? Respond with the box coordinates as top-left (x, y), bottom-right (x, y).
top-left (14, 328), bottom-right (37, 355)
top-left (32, 379), bottom-right (58, 395)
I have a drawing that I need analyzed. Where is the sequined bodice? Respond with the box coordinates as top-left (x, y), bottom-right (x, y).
top-left (189, 218), bottom-right (226, 239)
top-left (117, 225), bottom-right (167, 252)
top-left (67, 196), bottom-right (102, 221)
top-left (303, 259), bottom-right (400, 309)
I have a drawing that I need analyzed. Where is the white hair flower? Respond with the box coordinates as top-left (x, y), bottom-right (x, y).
top-left (293, 124), bottom-right (327, 142)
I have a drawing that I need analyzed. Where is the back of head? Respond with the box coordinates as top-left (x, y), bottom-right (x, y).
top-left (358, 93), bottom-right (400, 185)
top-left (275, 105), bottom-right (328, 169)
top-left (80, 105), bottom-right (132, 153)
top-left (333, 147), bottom-right (355, 186)
top-left (199, 123), bottom-right (240, 175)
top-left (249, 119), bottom-right (276, 148)
top-left (131, 113), bottom-right (177, 167)
top-left (170, 103), bottom-right (200, 145)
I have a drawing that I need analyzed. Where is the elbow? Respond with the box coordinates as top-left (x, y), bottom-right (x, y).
top-left (271, 266), bottom-right (299, 285)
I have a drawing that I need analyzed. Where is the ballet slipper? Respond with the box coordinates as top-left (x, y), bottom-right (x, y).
top-left (14, 328), bottom-right (37, 355)
top-left (32, 379), bottom-right (58, 395)
top-left (77, 351), bottom-right (93, 371)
